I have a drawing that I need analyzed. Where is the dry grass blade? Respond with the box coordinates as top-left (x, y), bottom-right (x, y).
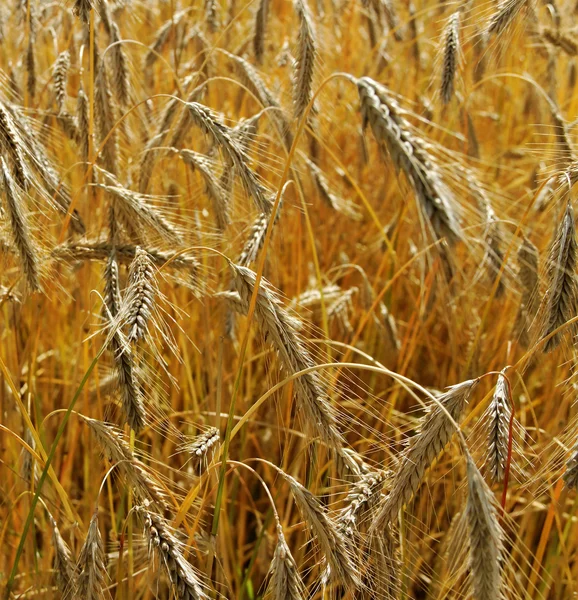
top-left (372, 379), bottom-right (478, 528)
top-left (357, 77), bottom-right (461, 244)
top-left (440, 11), bottom-right (460, 104)
top-left (75, 510), bottom-right (106, 600)
top-left (266, 526), bottom-right (306, 600)
top-left (540, 201), bottom-right (578, 352)
top-left (136, 505), bottom-right (209, 599)
top-left (281, 472), bottom-right (360, 589)
top-left (465, 455), bottom-right (504, 600)
top-left (485, 372), bottom-right (512, 483)
top-left (0, 157), bottom-right (40, 291)
top-left (185, 102), bottom-right (272, 214)
top-left (293, 0), bottom-right (317, 120)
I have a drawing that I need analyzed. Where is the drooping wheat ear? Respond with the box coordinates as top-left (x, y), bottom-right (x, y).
top-left (94, 53), bottom-right (118, 175)
top-left (238, 198), bottom-right (284, 267)
top-left (292, 0), bottom-right (317, 120)
top-left (0, 101), bottom-right (30, 189)
top-left (53, 241), bottom-right (200, 275)
top-left (230, 264), bottom-right (344, 452)
top-left (7, 104), bottom-right (85, 234)
top-left (111, 335), bottom-right (146, 432)
top-left (104, 248), bottom-right (122, 319)
top-left (179, 149), bottom-right (231, 231)
top-left (225, 51), bottom-right (293, 149)
top-left (548, 101), bottom-right (575, 169)
top-left (109, 22), bottom-right (130, 106)
top-left (372, 379), bottom-right (479, 529)
top-left (102, 248), bottom-right (147, 432)
top-left (338, 469), bottom-right (388, 537)
top-left (357, 77), bottom-right (461, 244)
top-left (75, 510), bottom-right (106, 600)
top-left (266, 525), bottom-right (306, 600)
top-left (179, 427), bottom-right (220, 474)
top-left (281, 472), bottom-right (360, 589)
top-left (100, 182), bottom-right (183, 244)
top-left (57, 110), bottom-right (80, 142)
top-left (254, 0), bottom-right (270, 64)
top-left (53, 50), bottom-right (70, 114)
top-left (48, 513), bottom-right (77, 597)
top-left (84, 417), bottom-right (168, 508)
top-left (518, 236), bottom-right (539, 312)
top-left (440, 11), bottom-right (460, 104)
top-left (73, 0), bottom-right (93, 23)
top-left (0, 157), bottom-right (40, 291)
top-left (136, 505), bottom-right (209, 599)
top-left (563, 437), bottom-right (578, 489)
top-left (205, 0), bottom-right (219, 31)
top-left (302, 155), bottom-right (361, 219)
top-left (486, 0), bottom-right (527, 37)
top-left (26, 36), bottom-right (36, 101)
top-left (542, 27), bottom-right (578, 56)
top-left (485, 372), bottom-right (512, 483)
top-left (540, 201), bottom-right (578, 352)
top-left (144, 11), bottom-right (185, 72)
top-left (185, 102), bottom-right (272, 214)
top-left (119, 246), bottom-right (157, 344)
top-left (465, 455), bottom-right (504, 600)
top-left (77, 85), bottom-right (90, 167)
top-left (483, 210), bottom-right (505, 296)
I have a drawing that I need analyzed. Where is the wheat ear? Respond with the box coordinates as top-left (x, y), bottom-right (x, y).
top-left (0, 157), bottom-right (40, 291)
top-left (136, 505), bottom-right (209, 599)
top-left (440, 11), bottom-right (460, 104)
top-left (465, 455), bottom-right (504, 600)
top-left (293, 0), bottom-right (317, 120)
top-left (75, 510), bottom-right (106, 600)
top-left (372, 379), bottom-right (478, 528)
top-left (485, 372), bottom-right (512, 483)
top-left (540, 201), bottom-right (578, 352)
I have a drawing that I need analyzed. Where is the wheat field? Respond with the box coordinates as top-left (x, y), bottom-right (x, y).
top-left (1, 0), bottom-right (578, 598)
